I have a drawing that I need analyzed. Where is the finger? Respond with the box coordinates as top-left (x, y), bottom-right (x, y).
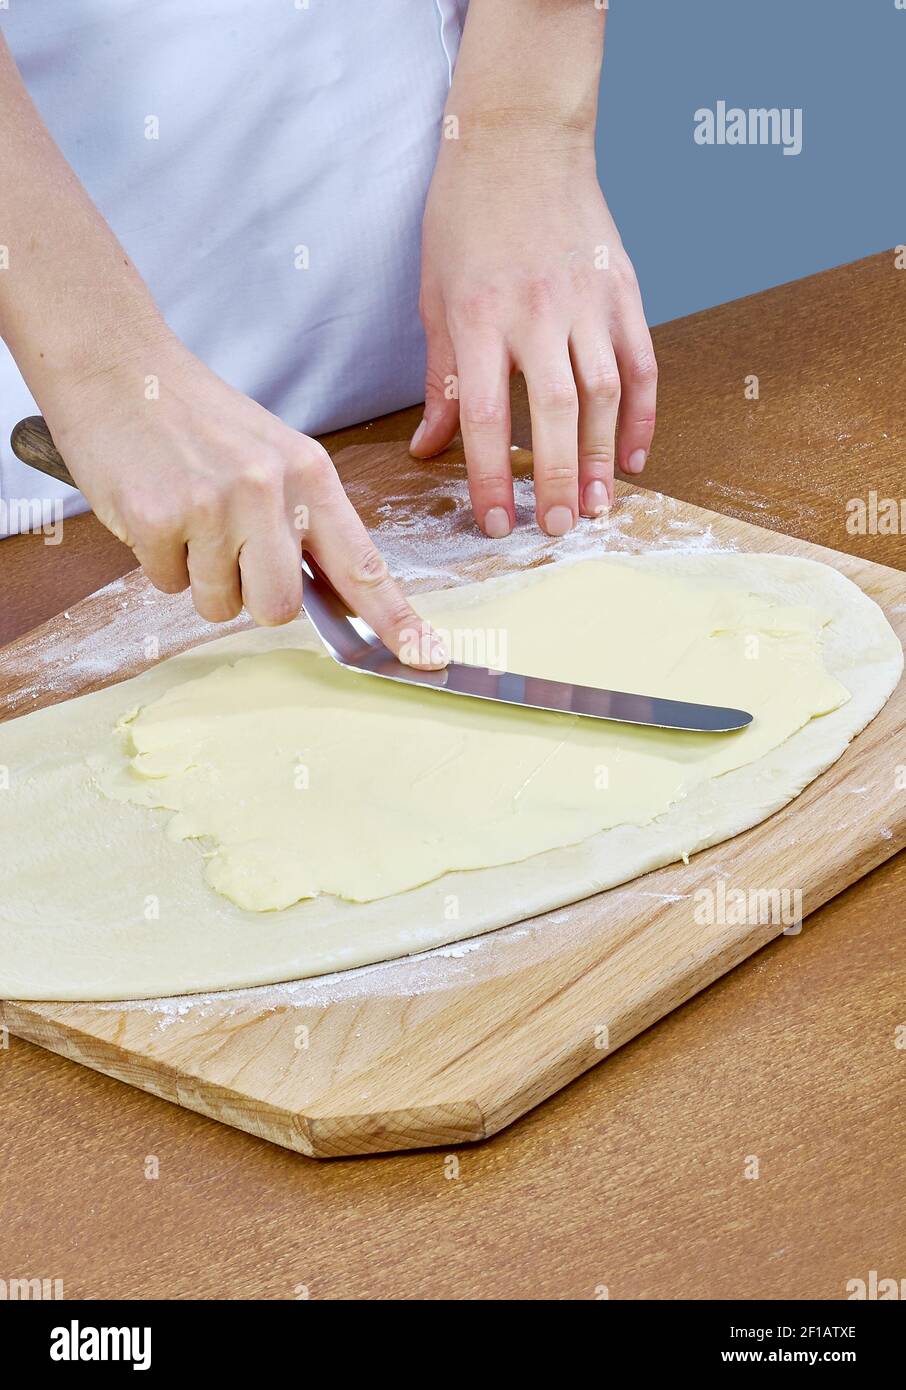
top-left (133, 535), bottom-right (191, 596)
top-left (186, 534), bottom-right (243, 623)
top-left (456, 333), bottom-right (514, 538)
top-left (517, 339), bottom-right (579, 535)
top-left (409, 318), bottom-right (460, 459)
top-left (123, 491), bottom-right (191, 594)
top-left (236, 527), bottom-right (303, 627)
top-left (569, 328), bottom-right (620, 516)
top-left (305, 464), bottom-right (447, 669)
top-left (612, 317), bottom-right (658, 478)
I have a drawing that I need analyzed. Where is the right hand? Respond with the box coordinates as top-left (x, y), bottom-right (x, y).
top-left (44, 329), bottom-right (446, 667)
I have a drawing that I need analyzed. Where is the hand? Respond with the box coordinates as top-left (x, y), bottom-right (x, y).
top-left (46, 330), bottom-right (446, 666)
top-left (411, 135), bottom-right (657, 537)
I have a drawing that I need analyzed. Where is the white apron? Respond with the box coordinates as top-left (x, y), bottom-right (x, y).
top-left (0, 0), bottom-right (468, 536)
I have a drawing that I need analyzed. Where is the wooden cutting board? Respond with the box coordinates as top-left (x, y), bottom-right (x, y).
top-left (1, 442), bottom-right (903, 1157)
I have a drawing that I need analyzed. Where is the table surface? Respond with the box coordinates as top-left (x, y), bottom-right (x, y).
top-left (1, 251), bottom-right (903, 1300)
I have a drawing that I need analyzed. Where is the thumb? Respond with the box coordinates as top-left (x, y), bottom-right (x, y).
top-left (409, 324), bottom-right (460, 458)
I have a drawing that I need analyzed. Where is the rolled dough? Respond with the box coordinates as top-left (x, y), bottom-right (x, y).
top-left (0, 552), bottom-right (900, 1000)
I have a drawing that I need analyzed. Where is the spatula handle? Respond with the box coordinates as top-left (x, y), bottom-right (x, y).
top-left (10, 415), bottom-right (76, 488)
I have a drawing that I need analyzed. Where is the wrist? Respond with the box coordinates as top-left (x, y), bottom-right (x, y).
top-left (32, 305), bottom-right (175, 420)
top-left (37, 310), bottom-right (181, 446)
top-left (442, 0), bottom-right (603, 165)
top-left (433, 107), bottom-right (597, 185)
top-left (447, 97), bottom-right (596, 138)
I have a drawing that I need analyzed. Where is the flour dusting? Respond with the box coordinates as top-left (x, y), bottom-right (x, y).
top-left (3, 572), bottom-right (250, 715)
top-left (346, 475), bottom-right (738, 589)
top-left (95, 914), bottom-right (557, 1030)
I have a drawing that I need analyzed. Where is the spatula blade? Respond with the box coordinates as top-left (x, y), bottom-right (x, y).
top-left (345, 648), bottom-right (753, 733)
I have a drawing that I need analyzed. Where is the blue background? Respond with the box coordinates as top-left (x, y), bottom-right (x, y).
top-left (596, 0), bottom-right (904, 324)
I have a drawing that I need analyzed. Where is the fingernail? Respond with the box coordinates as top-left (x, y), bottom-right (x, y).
top-left (543, 505), bottom-right (574, 537)
top-left (583, 481), bottom-right (610, 515)
top-left (626, 449), bottom-right (647, 475)
top-left (484, 506), bottom-right (511, 539)
top-left (410, 418), bottom-right (427, 450)
top-left (429, 639), bottom-right (448, 668)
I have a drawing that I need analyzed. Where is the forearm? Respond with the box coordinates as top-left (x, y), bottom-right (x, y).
top-left (416, 0), bottom-right (655, 524)
top-left (444, 0), bottom-right (605, 152)
top-left (0, 35), bottom-right (167, 421)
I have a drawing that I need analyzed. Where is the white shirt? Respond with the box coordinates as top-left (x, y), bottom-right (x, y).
top-left (0, 0), bottom-right (468, 536)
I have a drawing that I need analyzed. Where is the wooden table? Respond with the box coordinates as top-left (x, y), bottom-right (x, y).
top-left (1, 252), bottom-right (903, 1300)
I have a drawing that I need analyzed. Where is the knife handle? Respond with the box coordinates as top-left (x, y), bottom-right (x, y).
top-left (10, 415), bottom-right (76, 488)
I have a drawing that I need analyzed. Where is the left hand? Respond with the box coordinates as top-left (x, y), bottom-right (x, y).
top-left (410, 135), bottom-right (657, 538)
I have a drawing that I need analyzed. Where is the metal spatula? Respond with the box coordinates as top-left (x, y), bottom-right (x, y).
top-left (11, 415), bottom-right (753, 733)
